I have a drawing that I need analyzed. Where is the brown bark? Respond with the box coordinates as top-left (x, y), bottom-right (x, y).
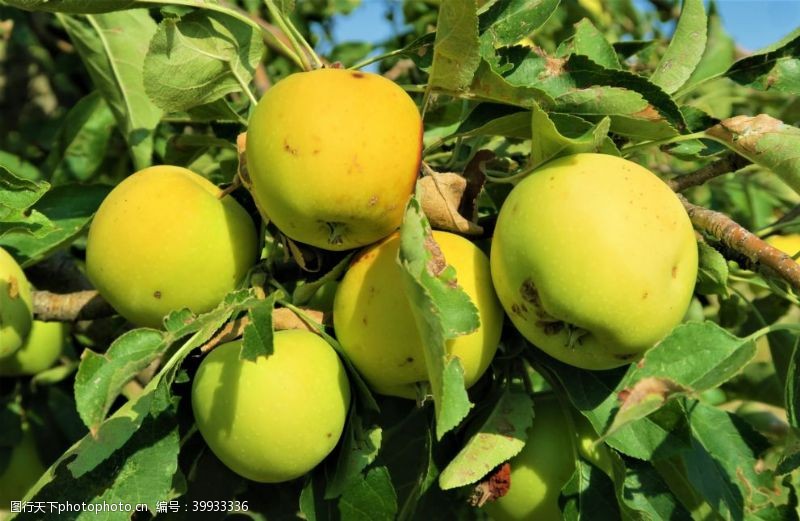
top-left (667, 154), bottom-right (751, 192)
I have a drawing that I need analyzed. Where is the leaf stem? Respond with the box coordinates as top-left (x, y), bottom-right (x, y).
top-left (262, 0), bottom-right (314, 71)
top-left (230, 65), bottom-right (259, 107)
top-left (621, 131), bottom-right (708, 156)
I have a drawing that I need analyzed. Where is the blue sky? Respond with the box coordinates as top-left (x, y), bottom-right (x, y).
top-left (317, 0), bottom-right (800, 58)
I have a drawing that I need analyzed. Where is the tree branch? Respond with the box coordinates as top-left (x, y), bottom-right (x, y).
top-left (678, 195), bottom-right (800, 291)
top-left (668, 154), bottom-right (751, 192)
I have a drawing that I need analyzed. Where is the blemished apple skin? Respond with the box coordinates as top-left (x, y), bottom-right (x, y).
top-left (0, 247), bottom-right (33, 358)
top-left (0, 424), bottom-right (45, 510)
top-left (191, 331), bottom-right (350, 483)
top-left (86, 166), bottom-right (258, 328)
top-left (0, 320), bottom-right (67, 376)
top-left (245, 68), bottom-right (422, 251)
top-left (491, 153), bottom-right (698, 370)
top-left (333, 231), bottom-right (504, 399)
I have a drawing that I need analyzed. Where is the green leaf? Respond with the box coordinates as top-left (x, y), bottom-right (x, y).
top-left (338, 466), bottom-right (397, 521)
top-left (144, 10), bottom-right (265, 112)
top-left (572, 18), bottom-right (620, 70)
top-left (649, 0), bottom-right (707, 94)
top-left (726, 27), bottom-right (800, 94)
top-left (604, 323), bottom-right (757, 437)
top-left (706, 114), bottom-right (800, 195)
top-left (20, 406), bottom-right (179, 518)
top-left (680, 0), bottom-right (735, 95)
top-left (452, 104), bottom-right (532, 140)
top-left (680, 402), bottom-right (780, 517)
top-left (530, 101), bottom-right (614, 168)
top-left (2, 0), bottom-right (137, 13)
top-left (478, 0), bottom-right (560, 51)
top-left (695, 241), bottom-right (729, 296)
top-left (74, 328), bottom-right (166, 434)
top-left (0, 167), bottom-right (49, 219)
top-left (325, 411), bottom-right (382, 499)
top-left (293, 253), bottom-right (352, 306)
top-left (0, 151), bottom-right (40, 181)
top-left (398, 195), bottom-right (477, 439)
top-left (622, 459), bottom-right (694, 520)
top-left (439, 389), bottom-right (533, 489)
top-left (240, 294), bottom-right (277, 361)
top-left (0, 184), bottom-right (111, 267)
top-left (47, 91), bottom-right (116, 183)
top-left (561, 460), bottom-right (621, 521)
top-left (429, 0), bottom-right (481, 92)
top-left (59, 11), bottom-right (162, 170)
top-left (467, 59), bottom-right (554, 108)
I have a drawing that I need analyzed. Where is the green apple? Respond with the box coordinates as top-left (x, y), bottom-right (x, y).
top-left (0, 247), bottom-right (33, 358)
top-left (491, 153), bottom-right (698, 370)
top-left (245, 68), bottom-right (422, 251)
top-left (483, 395), bottom-right (576, 521)
top-left (333, 231), bottom-right (504, 399)
top-left (86, 165), bottom-right (258, 328)
top-left (191, 330), bottom-right (350, 483)
top-left (0, 320), bottom-right (67, 376)
top-left (0, 424), bottom-right (45, 510)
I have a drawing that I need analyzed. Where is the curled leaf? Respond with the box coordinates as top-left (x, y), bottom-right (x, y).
top-left (419, 173), bottom-right (483, 235)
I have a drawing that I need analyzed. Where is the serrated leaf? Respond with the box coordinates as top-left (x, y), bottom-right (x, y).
top-left (398, 195), bottom-right (476, 439)
top-left (429, 0), bottom-right (480, 91)
top-left (696, 241), bottom-right (729, 296)
top-left (452, 104), bottom-right (532, 140)
top-left (325, 411), bottom-right (382, 499)
top-left (706, 114), bottom-right (800, 195)
top-left (338, 466), bottom-right (397, 521)
top-left (59, 11), bottom-right (162, 170)
top-left (439, 389), bottom-right (532, 489)
top-left (603, 322), bottom-right (757, 437)
top-left (20, 404), bottom-right (179, 518)
top-left (650, 0), bottom-right (707, 94)
top-left (144, 10), bottom-right (265, 112)
top-left (478, 0), bottom-right (560, 51)
top-left (0, 184), bottom-right (111, 267)
top-left (573, 18), bottom-right (620, 70)
top-left (468, 59), bottom-right (554, 108)
top-left (0, 167), bottom-right (49, 219)
top-left (74, 328), bottom-right (166, 434)
top-left (240, 294), bottom-right (276, 361)
top-left (727, 27), bottom-right (800, 94)
top-left (622, 459), bottom-right (694, 520)
top-left (680, 0), bottom-right (735, 95)
top-left (530, 101), bottom-right (614, 168)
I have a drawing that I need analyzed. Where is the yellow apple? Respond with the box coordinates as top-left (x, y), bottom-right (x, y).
top-left (333, 231), bottom-right (504, 399)
top-left (491, 153), bottom-right (698, 370)
top-left (766, 234), bottom-right (800, 259)
top-left (86, 166), bottom-right (258, 328)
top-left (483, 395), bottom-right (576, 521)
top-left (0, 247), bottom-right (33, 358)
top-left (0, 320), bottom-right (67, 376)
top-left (0, 424), bottom-right (45, 510)
top-left (245, 68), bottom-right (422, 251)
top-left (191, 330), bottom-right (350, 483)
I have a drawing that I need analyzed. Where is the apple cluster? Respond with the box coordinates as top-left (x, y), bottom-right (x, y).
top-left (0, 66), bottom-right (723, 507)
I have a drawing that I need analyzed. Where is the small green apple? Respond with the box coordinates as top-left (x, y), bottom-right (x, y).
top-left (333, 231), bottom-right (504, 399)
top-left (0, 424), bottom-right (45, 510)
top-left (0, 247), bottom-right (33, 358)
top-left (191, 330), bottom-right (350, 483)
top-left (245, 68), bottom-right (422, 251)
top-left (86, 166), bottom-right (258, 328)
top-left (0, 320), bottom-right (67, 376)
top-left (491, 153), bottom-right (698, 370)
top-left (484, 395), bottom-right (611, 520)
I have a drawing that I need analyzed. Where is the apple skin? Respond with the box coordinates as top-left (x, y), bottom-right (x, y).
top-left (86, 166), bottom-right (258, 328)
top-left (0, 424), bottom-right (45, 510)
top-left (191, 330), bottom-right (350, 483)
top-left (483, 395), bottom-right (576, 521)
top-left (0, 320), bottom-right (67, 376)
top-left (491, 153), bottom-right (698, 370)
top-left (766, 234), bottom-right (800, 259)
top-left (333, 231), bottom-right (504, 399)
top-left (245, 68), bottom-right (422, 251)
top-left (0, 247), bottom-right (33, 358)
